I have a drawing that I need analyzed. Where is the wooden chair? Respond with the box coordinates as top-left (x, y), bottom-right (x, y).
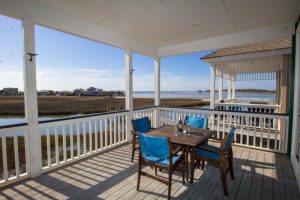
top-left (190, 127), bottom-right (236, 196)
top-left (131, 117), bottom-right (152, 162)
top-left (137, 133), bottom-right (185, 200)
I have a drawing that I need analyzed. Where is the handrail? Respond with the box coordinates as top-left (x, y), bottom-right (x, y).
top-left (157, 105), bottom-right (289, 118)
top-left (0, 122), bottom-right (28, 130)
top-left (39, 110), bottom-right (128, 124)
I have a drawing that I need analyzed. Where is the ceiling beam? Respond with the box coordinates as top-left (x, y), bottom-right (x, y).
top-left (0, 0), bottom-right (158, 57)
top-left (158, 23), bottom-right (294, 57)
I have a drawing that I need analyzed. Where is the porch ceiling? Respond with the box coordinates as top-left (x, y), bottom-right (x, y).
top-left (0, 0), bottom-right (299, 57)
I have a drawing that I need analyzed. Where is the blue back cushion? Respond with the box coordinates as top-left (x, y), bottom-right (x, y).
top-left (185, 116), bottom-right (207, 129)
top-left (224, 127), bottom-right (236, 150)
top-left (139, 133), bottom-right (169, 160)
top-left (132, 117), bottom-right (151, 133)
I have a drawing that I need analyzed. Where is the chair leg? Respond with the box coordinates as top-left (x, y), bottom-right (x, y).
top-left (182, 153), bottom-right (185, 185)
top-left (190, 150), bottom-right (195, 184)
top-left (155, 166), bottom-right (158, 175)
top-left (131, 148), bottom-right (135, 162)
top-left (131, 140), bottom-right (135, 162)
top-left (201, 160), bottom-right (205, 170)
top-left (229, 152), bottom-right (235, 180)
top-left (167, 170), bottom-right (172, 200)
top-left (220, 164), bottom-right (228, 196)
top-left (137, 157), bottom-right (142, 190)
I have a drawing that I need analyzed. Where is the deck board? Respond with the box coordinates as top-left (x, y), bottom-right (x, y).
top-left (0, 143), bottom-right (299, 200)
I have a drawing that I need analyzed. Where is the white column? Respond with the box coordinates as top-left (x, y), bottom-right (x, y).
top-left (22, 18), bottom-right (42, 177)
top-left (227, 79), bottom-right (231, 99)
top-left (210, 67), bottom-right (215, 109)
top-left (218, 76), bottom-right (223, 101)
top-left (125, 48), bottom-right (133, 141)
top-left (232, 80), bottom-right (236, 99)
top-left (154, 57), bottom-right (160, 128)
top-left (154, 57), bottom-right (160, 106)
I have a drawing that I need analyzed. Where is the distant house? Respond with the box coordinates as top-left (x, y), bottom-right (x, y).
top-left (1, 88), bottom-right (18, 96)
top-left (80, 87), bottom-right (103, 96)
top-left (73, 88), bottom-right (84, 96)
top-left (38, 90), bottom-right (55, 96)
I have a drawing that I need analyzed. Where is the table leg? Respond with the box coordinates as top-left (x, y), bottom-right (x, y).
top-left (190, 148), bottom-right (195, 184)
top-left (185, 146), bottom-right (189, 182)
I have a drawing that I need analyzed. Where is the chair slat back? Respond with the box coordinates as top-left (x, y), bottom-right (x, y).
top-left (220, 127), bottom-right (236, 151)
top-left (185, 116), bottom-right (207, 129)
top-left (139, 133), bottom-right (170, 161)
top-left (132, 117), bottom-right (151, 133)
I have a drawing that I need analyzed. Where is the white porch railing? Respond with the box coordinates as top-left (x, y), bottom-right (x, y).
top-left (0, 106), bottom-right (289, 186)
top-left (0, 123), bottom-right (29, 186)
top-left (223, 98), bottom-right (275, 105)
top-left (214, 102), bottom-right (281, 113)
top-left (132, 107), bottom-right (159, 128)
top-left (39, 111), bottom-right (128, 172)
top-left (158, 106), bottom-right (289, 153)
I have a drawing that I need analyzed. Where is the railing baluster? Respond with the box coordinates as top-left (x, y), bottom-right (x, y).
top-left (62, 125), bottom-right (66, 161)
top-left (46, 128), bottom-right (51, 167)
top-left (99, 119), bottom-right (103, 149)
top-left (13, 134), bottom-right (20, 178)
top-left (2, 135), bottom-right (8, 181)
top-left (246, 116), bottom-right (249, 146)
top-left (110, 117), bottom-right (113, 146)
top-left (260, 117), bottom-right (263, 148)
top-left (267, 117), bottom-right (271, 149)
top-left (118, 115), bottom-right (121, 144)
top-left (122, 115), bottom-right (125, 141)
top-left (217, 114), bottom-right (220, 138)
top-left (70, 124), bottom-right (74, 159)
top-left (83, 122), bottom-right (87, 155)
top-left (89, 121), bottom-right (92, 153)
top-left (76, 123), bottom-right (80, 157)
top-left (246, 117), bottom-right (251, 146)
top-left (55, 127), bottom-right (59, 164)
top-left (95, 120), bottom-right (98, 152)
top-left (114, 116), bottom-right (117, 145)
top-left (105, 118), bottom-right (108, 147)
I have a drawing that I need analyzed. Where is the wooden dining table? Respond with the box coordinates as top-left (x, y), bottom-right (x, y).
top-left (147, 125), bottom-right (216, 182)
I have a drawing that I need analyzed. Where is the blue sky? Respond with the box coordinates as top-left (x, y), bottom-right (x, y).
top-left (0, 15), bottom-right (275, 92)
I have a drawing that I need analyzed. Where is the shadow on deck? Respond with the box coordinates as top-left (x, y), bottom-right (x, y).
top-left (0, 143), bottom-right (299, 200)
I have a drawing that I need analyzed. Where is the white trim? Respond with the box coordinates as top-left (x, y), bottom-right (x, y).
top-left (158, 24), bottom-right (293, 57)
top-left (203, 48), bottom-right (291, 63)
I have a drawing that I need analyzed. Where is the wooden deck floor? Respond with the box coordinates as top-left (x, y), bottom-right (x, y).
top-left (0, 143), bottom-right (299, 200)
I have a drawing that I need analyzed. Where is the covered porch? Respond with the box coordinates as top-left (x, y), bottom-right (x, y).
top-left (203, 38), bottom-right (291, 114)
top-left (0, 0), bottom-right (300, 199)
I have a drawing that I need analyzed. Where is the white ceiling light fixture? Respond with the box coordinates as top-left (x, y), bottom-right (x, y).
top-left (192, 23), bottom-right (201, 28)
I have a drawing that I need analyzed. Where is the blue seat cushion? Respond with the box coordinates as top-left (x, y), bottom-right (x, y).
top-left (185, 116), bottom-right (207, 129)
top-left (195, 148), bottom-right (220, 161)
top-left (133, 117), bottom-right (151, 133)
top-left (143, 154), bottom-right (181, 166)
top-left (202, 144), bottom-right (220, 151)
